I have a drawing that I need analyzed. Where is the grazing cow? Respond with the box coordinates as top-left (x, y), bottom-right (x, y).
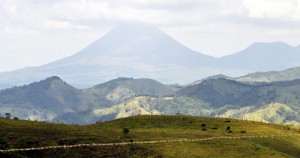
top-left (240, 130), bottom-right (246, 133)
top-left (201, 124), bottom-right (206, 127)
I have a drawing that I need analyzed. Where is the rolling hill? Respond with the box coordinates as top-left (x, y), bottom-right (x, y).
top-left (0, 115), bottom-right (300, 157)
top-left (0, 76), bottom-right (110, 121)
top-left (0, 76), bottom-right (175, 123)
top-left (54, 77), bottom-right (300, 125)
top-left (236, 67), bottom-right (300, 83)
top-left (177, 78), bottom-right (300, 124)
top-left (86, 77), bottom-right (175, 103)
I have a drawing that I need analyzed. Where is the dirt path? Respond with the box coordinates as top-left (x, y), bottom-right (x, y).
top-left (0, 134), bottom-right (299, 153)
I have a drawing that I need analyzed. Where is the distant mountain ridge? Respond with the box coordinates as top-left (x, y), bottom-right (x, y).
top-left (219, 42), bottom-right (300, 71)
top-left (0, 76), bottom-right (110, 121)
top-left (0, 76), bottom-right (174, 122)
top-left (0, 22), bottom-right (299, 88)
top-left (2, 74), bottom-right (300, 124)
top-left (176, 78), bottom-right (300, 124)
top-left (85, 77), bottom-right (174, 103)
top-left (236, 67), bottom-right (300, 83)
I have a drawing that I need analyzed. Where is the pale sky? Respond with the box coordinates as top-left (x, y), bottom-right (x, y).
top-left (0, 0), bottom-right (300, 72)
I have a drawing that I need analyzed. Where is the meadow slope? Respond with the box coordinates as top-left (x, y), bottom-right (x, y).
top-left (0, 115), bottom-right (300, 157)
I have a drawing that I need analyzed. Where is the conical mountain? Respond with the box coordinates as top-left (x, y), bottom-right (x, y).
top-left (0, 22), bottom-right (217, 88)
top-left (49, 22), bottom-right (214, 66)
top-left (1, 22), bottom-right (299, 88)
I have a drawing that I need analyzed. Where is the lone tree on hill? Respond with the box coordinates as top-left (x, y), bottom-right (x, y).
top-left (5, 113), bottom-right (11, 119)
top-left (123, 128), bottom-right (130, 137)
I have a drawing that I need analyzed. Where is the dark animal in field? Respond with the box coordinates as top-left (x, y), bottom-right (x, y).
top-left (240, 130), bottom-right (246, 133)
top-left (202, 128), bottom-right (207, 131)
top-left (224, 120), bottom-right (230, 122)
top-left (201, 124), bottom-right (206, 127)
top-left (226, 126), bottom-right (232, 133)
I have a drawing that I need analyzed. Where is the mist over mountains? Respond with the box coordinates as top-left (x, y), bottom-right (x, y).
top-left (0, 22), bottom-right (299, 89)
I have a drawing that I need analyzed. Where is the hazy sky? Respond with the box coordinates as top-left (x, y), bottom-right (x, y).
top-left (1, 0), bottom-right (300, 72)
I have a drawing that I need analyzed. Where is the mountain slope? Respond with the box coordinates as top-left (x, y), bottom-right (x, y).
top-left (0, 76), bottom-right (175, 122)
top-left (0, 22), bottom-right (219, 88)
top-left (1, 116), bottom-right (300, 157)
top-left (1, 23), bottom-right (299, 88)
top-left (0, 76), bottom-right (110, 121)
top-left (236, 67), bottom-right (300, 83)
top-left (176, 78), bottom-right (300, 124)
top-left (219, 42), bottom-right (300, 71)
top-left (86, 77), bottom-right (175, 103)
top-left (176, 79), bottom-right (259, 108)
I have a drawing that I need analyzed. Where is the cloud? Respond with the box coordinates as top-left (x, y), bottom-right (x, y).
top-left (240, 0), bottom-right (300, 21)
top-left (0, 0), bottom-right (300, 71)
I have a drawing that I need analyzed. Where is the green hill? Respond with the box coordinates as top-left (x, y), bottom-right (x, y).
top-left (236, 67), bottom-right (300, 83)
top-left (0, 76), bottom-right (110, 121)
top-left (53, 96), bottom-right (212, 124)
top-left (0, 77), bottom-right (175, 123)
top-left (2, 75), bottom-right (300, 125)
top-left (176, 78), bottom-right (300, 125)
top-left (0, 115), bottom-right (300, 157)
top-left (86, 77), bottom-right (175, 103)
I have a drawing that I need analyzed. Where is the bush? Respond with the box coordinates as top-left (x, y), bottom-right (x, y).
top-left (123, 128), bottom-right (130, 137)
top-left (0, 137), bottom-right (9, 149)
top-left (16, 137), bottom-right (40, 148)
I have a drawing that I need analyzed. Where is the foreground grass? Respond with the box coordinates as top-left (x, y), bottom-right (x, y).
top-left (0, 115), bottom-right (300, 157)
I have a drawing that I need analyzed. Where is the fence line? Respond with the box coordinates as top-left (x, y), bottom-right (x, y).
top-left (1, 133), bottom-right (299, 153)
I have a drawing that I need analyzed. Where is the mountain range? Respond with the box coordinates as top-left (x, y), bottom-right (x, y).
top-left (1, 66), bottom-right (300, 125)
top-left (0, 22), bottom-right (299, 89)
top-left (0, 76), bottom-right (173, 122)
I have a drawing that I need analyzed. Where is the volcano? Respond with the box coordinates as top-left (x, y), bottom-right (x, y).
top-left (1, 22), bottom-right (299, 88)
top-left (0, 22), bottom-right (221, 87)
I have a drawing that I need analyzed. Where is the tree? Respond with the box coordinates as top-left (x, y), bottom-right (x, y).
top-left (123, 128), bottom-right (130, 137)
top-left (5, 113), bottom-right (11, 119)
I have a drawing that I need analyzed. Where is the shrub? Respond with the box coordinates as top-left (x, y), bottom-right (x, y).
top-left (123, 128), bottom-right (130, 137)
top-left (16, 137), bottom-right (40, 148)
top-left (0, 137), bottom-right (9, 149)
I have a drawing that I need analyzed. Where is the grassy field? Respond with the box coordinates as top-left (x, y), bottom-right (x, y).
top-left (0, 115), bottom-right (300, 157)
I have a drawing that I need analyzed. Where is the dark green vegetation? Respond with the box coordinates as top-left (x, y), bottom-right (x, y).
top-left (0, 115), bottom-right (300, 158)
